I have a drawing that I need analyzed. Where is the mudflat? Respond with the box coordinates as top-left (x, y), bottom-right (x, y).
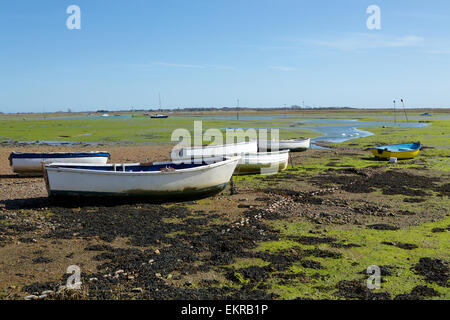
top-left (0, 143), bottom-right (448, 300)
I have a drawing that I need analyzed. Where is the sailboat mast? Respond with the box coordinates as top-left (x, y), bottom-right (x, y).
top-left (401, 98), bottom-right (409, 123)
top-left (393, 100), bottom-right (397, 126)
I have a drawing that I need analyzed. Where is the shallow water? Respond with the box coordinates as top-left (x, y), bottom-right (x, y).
top-left (207, 116), bottom-right (428, 147)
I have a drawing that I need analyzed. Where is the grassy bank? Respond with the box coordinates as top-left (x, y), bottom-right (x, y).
top-left (0, 116), bottom-right (320, 144)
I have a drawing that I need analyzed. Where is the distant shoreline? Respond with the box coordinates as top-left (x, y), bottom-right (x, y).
top-left (1, 107), bottom-right (449, 118)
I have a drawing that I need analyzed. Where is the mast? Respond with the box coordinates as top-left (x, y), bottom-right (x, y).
top-left (393, 100), bottom-right (397, 126)
top-left (401, 98), bottom-right (409, 122)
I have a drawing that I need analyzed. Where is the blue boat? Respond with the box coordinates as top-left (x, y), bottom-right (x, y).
top-left (370, 142), bottom-right (421, 160)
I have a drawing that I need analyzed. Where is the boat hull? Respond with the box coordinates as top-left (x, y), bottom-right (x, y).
top-left (236, 151), bottom-right (289, 175)
top-left (9, 152), bottom-right (110, 177)
top-left (370, 149), bottom-right (420, 160)
top-left (258, 138), bottom-right (310, 152)
top-left (370, 142), bottom-right (421, 160)
top-left (173, 141), bottom-right (258, 160)
top-left (44, 157), bottom-right (239, 200)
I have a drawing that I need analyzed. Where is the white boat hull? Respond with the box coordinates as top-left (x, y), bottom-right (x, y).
top-left (44, 157), bottom-right (240, 199)
top-left (172, 141), bottom-right (257, 160)
top-left (236, 150), bottom-right (290, 175)
top-left (10, 152), bottom-right (110, 177)
top-left (258, 138), bottom-right (310, 152)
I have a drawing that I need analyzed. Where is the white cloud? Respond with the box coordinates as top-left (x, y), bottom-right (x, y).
top-left (426, 49), bottom-right (450, 55)
top-left (304, 33), bottom-right (425, 51)
top-left (153, 62), bottom-right (234, 70)
top-left (153, 62), bottom-right (206, 68)
top-left (268, 65), bottom-right (296, 71)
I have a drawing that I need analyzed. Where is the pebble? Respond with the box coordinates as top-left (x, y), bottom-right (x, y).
top-left (24, 295), bottom-right (38, 300)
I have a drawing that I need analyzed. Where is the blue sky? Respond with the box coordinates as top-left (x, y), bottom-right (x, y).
top-left (0, 0), bottom-right (449, 112)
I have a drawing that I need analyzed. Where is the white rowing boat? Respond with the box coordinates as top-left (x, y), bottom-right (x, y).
top-left (43, 157), bottom-right (240, 200)
top-left (9, 151), bottom-right (110, 177)
top-left (201, 150), bottom-right (290, 175)
top-left (258, 138), bottom-right (310, 152)
top-left (236, 150), bottom-right (290, 175)
top-left (172, 141), bottom-right (257, 160)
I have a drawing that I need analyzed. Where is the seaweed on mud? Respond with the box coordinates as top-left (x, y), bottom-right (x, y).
top-left (394, 293), bottom-right (422, 300)
top-left (353, 204), bottom-right (393, 217)
top-left (329, 242), bottom-right (361, 249)
top-left (18, 237), bottom-right (37, 243)
top-left (403, 197), bottom-right (426, 203)
top-left (381, 241), bottom-right (418, 250)
top-left (227, 265), bottom-right (273, 283)
top-left (410, 285), bottom-right (440, 298)
top-left (248, 251), bottom-right (302, 272)
top-left (301, 259), bottom-right (324, 269)
top-left (334, 280), bottom-right (391, 300)
top-left (413, 258), bottom-right (449, 287)
top-left (44, 204), bottom-right (192, 245)
top-left (431, 227), bottom-right (449, 233)
top-left (22, 281), bottom-right (59, 295)
top-left (32, 257), bottom-right (53, 264)
top-left (84, 244), bottom-right (114, 251)
top-left (288, 235), bottom-right (337, 245)
top-left (436, 183), bottom-right (450, 196)
top-left (367, 224), bottom-right (399, 231)
top-left (37, 202), bottom-right (282, 299)
top-left (199, 279), bottom-right (220, 287)
top-left (358, 265), bottom-right (396, 277)
top-left (311, 167), bottom-right (440, 196)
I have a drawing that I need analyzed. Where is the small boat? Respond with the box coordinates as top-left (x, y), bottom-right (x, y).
top-left (235, 150), bottom-right (290, 175)
top-left (370, 142), bottom-right (421, 160)
top-left (9, 151), bottom-right (111, 177)
top-left (173, 141), bottom-right (258, 160)
top-left (258, 138), bottom-right (310, 152)
top-left (150, 114), bottom-right (168, 119)
top-left (43, 157), bottom-right (240, 199)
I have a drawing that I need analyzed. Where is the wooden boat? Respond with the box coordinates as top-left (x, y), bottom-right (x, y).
top-left (173, 141), bottom-right (258, 160)
top-left (370, 142), bottom-right (421, 160)
top-left (9, 151), bottom-right (110, 177)
top-left (236, 150), bottom-right (290, 175)
top-left (258, 138), bottom-right (310, 152)
top-left (43, 157), bottom-right (240, 199)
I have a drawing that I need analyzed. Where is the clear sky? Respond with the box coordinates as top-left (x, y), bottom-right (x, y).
top-left (1, 0), bottom-right (449, 112)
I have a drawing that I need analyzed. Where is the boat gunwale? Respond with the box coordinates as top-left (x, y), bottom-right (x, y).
top-left (370, 142), bottom-right (421, 152)
top-left (9, 151), bottom-right (111, 159)
top-left (175, 140), bottom-right (257, 152)
top-left (45, 157), bottom-right (241, 176)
